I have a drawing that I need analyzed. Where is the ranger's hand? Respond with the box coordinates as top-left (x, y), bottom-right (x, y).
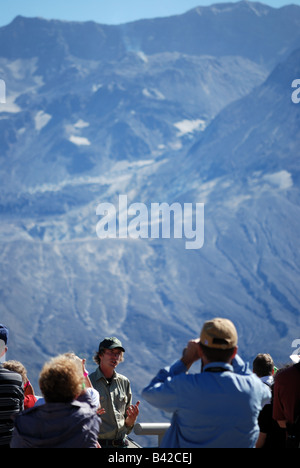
top-left (125, 401), bottom-right (140, 428)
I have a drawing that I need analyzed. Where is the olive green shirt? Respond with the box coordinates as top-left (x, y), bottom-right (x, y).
top-left (89, 367), bottom-right (133, 440)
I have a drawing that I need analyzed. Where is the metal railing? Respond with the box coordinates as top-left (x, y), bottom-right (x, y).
top-left (134, 423), bottom-right (171, 447)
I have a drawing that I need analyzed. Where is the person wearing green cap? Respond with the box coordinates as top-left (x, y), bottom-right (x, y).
top-left (89, 337), bottom-right (140, 448)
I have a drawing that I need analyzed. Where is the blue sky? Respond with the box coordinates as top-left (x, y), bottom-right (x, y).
top-left (1, 0), bottom-right (299, 27)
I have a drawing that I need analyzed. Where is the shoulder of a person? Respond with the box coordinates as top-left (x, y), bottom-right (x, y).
top-left (71, 399), bottom-right (99, 418)
top-left (0, 367), bottom-right (23, 384)
top-left (275, 365), bottom-right (298, 383)
top-left (89, 367), bottom-right (101, 381)
top-left (115, 371), bottom-right (130, 384)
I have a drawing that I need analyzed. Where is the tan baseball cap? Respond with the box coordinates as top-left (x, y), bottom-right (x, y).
top-left (200, 318), bottom-right (238, 350)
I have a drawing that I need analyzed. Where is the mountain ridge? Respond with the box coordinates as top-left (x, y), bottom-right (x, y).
top-left (1, 2), bottom-right (300, 69)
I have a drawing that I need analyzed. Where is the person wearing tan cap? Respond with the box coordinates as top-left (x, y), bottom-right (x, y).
top-left (142, 318), bottom-right (271, 448)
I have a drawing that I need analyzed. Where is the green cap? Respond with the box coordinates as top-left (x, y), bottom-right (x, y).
top-left (99, 337), bottom-right (125, 352)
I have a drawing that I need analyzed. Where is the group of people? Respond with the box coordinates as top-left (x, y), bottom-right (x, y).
top-left (1, 318), bottom-right (300, 449)
top-left (0, 328), bottom-right (140, 448)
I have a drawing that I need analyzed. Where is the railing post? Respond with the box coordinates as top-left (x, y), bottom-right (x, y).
top-left (134, 423), bottom-right (171, 447)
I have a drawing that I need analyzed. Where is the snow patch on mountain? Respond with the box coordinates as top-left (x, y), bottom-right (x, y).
top-left (34, 111), bottom-right (52, 131)
top-left (142, 88), bottom-right (165, 100)
top-left (69, 135), bottom-right (91, 146)
top-left (262, 171), bottom-right (293, 190)
top-left (74, 119), bottom-right (90, 129)
top-left (174, 119), bottom-right (207, 137)
top-left (0, 93), bottom-right (21, 113)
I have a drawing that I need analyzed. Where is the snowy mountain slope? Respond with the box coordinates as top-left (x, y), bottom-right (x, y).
top-left (0, 50), bottom-right (267, 194)
top-left (168, 46), bottom-right (300, 360)
top-left (184, 47), bottom-right (300, 180)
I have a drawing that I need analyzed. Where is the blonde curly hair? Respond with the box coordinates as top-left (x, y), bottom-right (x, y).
top-left (39, 354), bottom-right (84, 403)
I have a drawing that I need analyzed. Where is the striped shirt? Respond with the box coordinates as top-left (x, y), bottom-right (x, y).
top-left (0, 366), bottom-right (24, 446)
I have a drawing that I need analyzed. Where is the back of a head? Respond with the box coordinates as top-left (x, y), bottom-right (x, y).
top-left (0, 324), bottom-right (9, 345)
top-left (39, 355), bottom-right (83, 404)
top-left (253, 353), bottom-right (274, 377)
top-left (199, 317), bottom-right (238, 363)
top-left (0, 324), bottom-right (9, 361)
top-left (63, 353), bottom-right (83, 376)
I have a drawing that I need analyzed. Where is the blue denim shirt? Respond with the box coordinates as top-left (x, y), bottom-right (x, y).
top-left (142, 356), bottom-right (271, 448)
